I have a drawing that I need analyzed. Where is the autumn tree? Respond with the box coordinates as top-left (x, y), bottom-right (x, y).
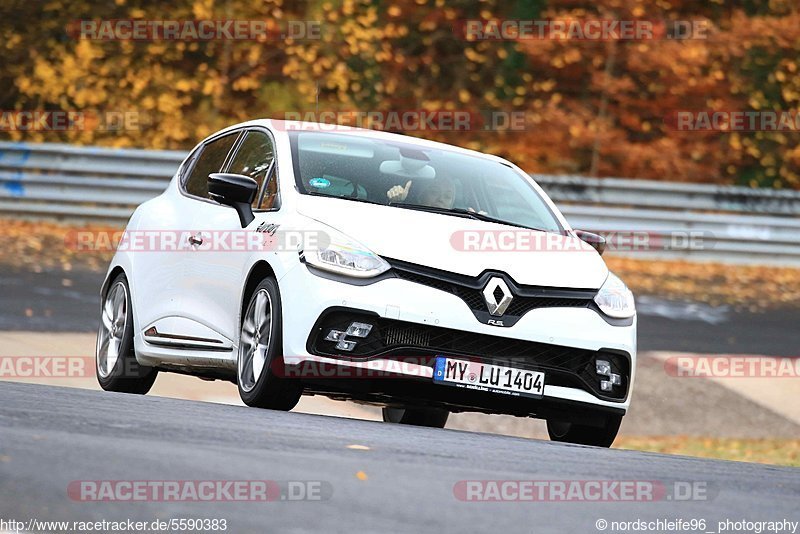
top-left (1, 0), bottom-right (798, 189)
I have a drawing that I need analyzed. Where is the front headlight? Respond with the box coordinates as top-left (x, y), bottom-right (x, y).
top-left (302, 236), bottom-right (390, 279)
top-left (594, 272), bottom-right (635, 319)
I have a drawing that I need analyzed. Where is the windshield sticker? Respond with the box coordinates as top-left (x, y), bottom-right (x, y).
top-left (309, 177), bottom-right (331, 189)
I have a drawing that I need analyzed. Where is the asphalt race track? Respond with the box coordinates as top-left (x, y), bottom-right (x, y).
top-left (0, 382), bottom-right (798, 533)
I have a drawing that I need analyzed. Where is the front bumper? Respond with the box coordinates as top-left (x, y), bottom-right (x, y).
top-left (278, 263), bottom-right (637, 417)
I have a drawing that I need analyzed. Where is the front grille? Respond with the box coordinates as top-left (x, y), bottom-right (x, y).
top-left (308, 309), bottom-right (630, 401)
top-left (504, 297), bottom-right (589, 316)
top-left (388, 258), bottom-right (595, 319)
top-left (391, 270), bottom-right (450, 291)
top-left (452, 286), bottom-right (486, 310)
top-left (378, 321), bottom-right (590, 370)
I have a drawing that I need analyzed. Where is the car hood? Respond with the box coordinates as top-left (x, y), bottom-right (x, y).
top-left (296, 195), bottom-right (608, 289)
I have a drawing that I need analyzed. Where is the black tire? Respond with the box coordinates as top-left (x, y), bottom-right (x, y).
top-left (546, 414), bottom-right (623, 448)
top-left (382, 406), bottom-right (449, 428)
top-left (96, 274), bottom-right (158, 394)
top-left (237, 277), bottom-right (301, 410)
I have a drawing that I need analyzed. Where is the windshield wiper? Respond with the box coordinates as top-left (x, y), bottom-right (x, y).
top-left (389, 202), bottom-right (476, 219)
top-left (389, 203), bottom-right (546, 231)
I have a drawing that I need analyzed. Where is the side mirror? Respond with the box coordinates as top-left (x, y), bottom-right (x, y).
top-left (574, 230), bottom-right (606, 256)
top-left (208, 173), bottom-right (257, 228)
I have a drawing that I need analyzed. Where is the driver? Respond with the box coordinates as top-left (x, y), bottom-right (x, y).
top-left (386, 176), bottom-right (456, 209)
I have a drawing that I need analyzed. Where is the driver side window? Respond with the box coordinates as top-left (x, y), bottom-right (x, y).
top-left (227, 131), bottom-right (277, 209)
top-left (184, 133), bottom-right (239, 199)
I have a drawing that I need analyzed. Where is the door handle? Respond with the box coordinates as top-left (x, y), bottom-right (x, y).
top-left (188, 234), bottom-right (204, 246)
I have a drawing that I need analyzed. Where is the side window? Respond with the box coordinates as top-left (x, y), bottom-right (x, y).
top-left (184, 133), bottom-right (239, 199)
top-left (227, 131), bottom-right (278, 209)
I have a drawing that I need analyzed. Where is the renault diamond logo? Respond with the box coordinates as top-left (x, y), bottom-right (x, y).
top-left (482, 277), bottom-right (513, 316)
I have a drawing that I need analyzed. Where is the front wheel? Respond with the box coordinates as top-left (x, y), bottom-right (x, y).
top-left (96, 274), bottom-right (157, 394)
top-left (546, 414), bottom-right (623, 448)
top-left (237, 277), bottom-right (301, 410)
top-left (382, 406), bottom-right (449, 428)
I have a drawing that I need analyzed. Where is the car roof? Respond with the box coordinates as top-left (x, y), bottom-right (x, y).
top-left (211, 119), bottom-right (513, 166)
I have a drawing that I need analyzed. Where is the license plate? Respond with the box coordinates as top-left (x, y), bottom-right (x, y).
top-left (433, 357), bottom-right (544, 398)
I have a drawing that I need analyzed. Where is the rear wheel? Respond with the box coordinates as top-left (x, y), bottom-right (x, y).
top-left (382, 406), bottom-right (449, 428)
top-left (96, 274), bottom-right (158, 394)
top-left (546, 415), bottom-right (622, 448)
top-left (237, 278), bottom-right (301, 410)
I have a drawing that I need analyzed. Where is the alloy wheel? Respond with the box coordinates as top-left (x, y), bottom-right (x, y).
top-left (96, 281), bottom-right (128, 378)
top-left (238, 289), bottom-right (273, 392)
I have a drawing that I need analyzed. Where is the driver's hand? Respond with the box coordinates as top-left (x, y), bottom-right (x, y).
top-left (387, 180), bottom-right (412, 202)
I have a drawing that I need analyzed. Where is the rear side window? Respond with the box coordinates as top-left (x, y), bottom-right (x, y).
top-left (184, 133), bottom-right (239, 199)
top-left (227, 131), bottom-right (277, 209)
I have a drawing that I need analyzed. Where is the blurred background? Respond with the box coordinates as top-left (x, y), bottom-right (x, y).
top-left (2, 0), bottom-right (800, 188)
top-left (0, 0), bottom-right (798, 465)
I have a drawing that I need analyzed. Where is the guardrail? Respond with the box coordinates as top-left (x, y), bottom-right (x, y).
top-left (0, 141), bottom-right (183, 220)
top-left (1, 141), bottom-right (799, 265)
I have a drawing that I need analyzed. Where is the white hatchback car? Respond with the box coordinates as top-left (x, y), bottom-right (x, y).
top-left (97, 120), bottom-right (636, 447)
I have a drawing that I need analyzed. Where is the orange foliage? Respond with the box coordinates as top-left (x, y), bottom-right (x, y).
top-left (1, 0), bottom-right (798, 188)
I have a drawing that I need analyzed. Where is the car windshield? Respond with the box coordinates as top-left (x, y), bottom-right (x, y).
top-left (289, 131), bottom-right (563, 232)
